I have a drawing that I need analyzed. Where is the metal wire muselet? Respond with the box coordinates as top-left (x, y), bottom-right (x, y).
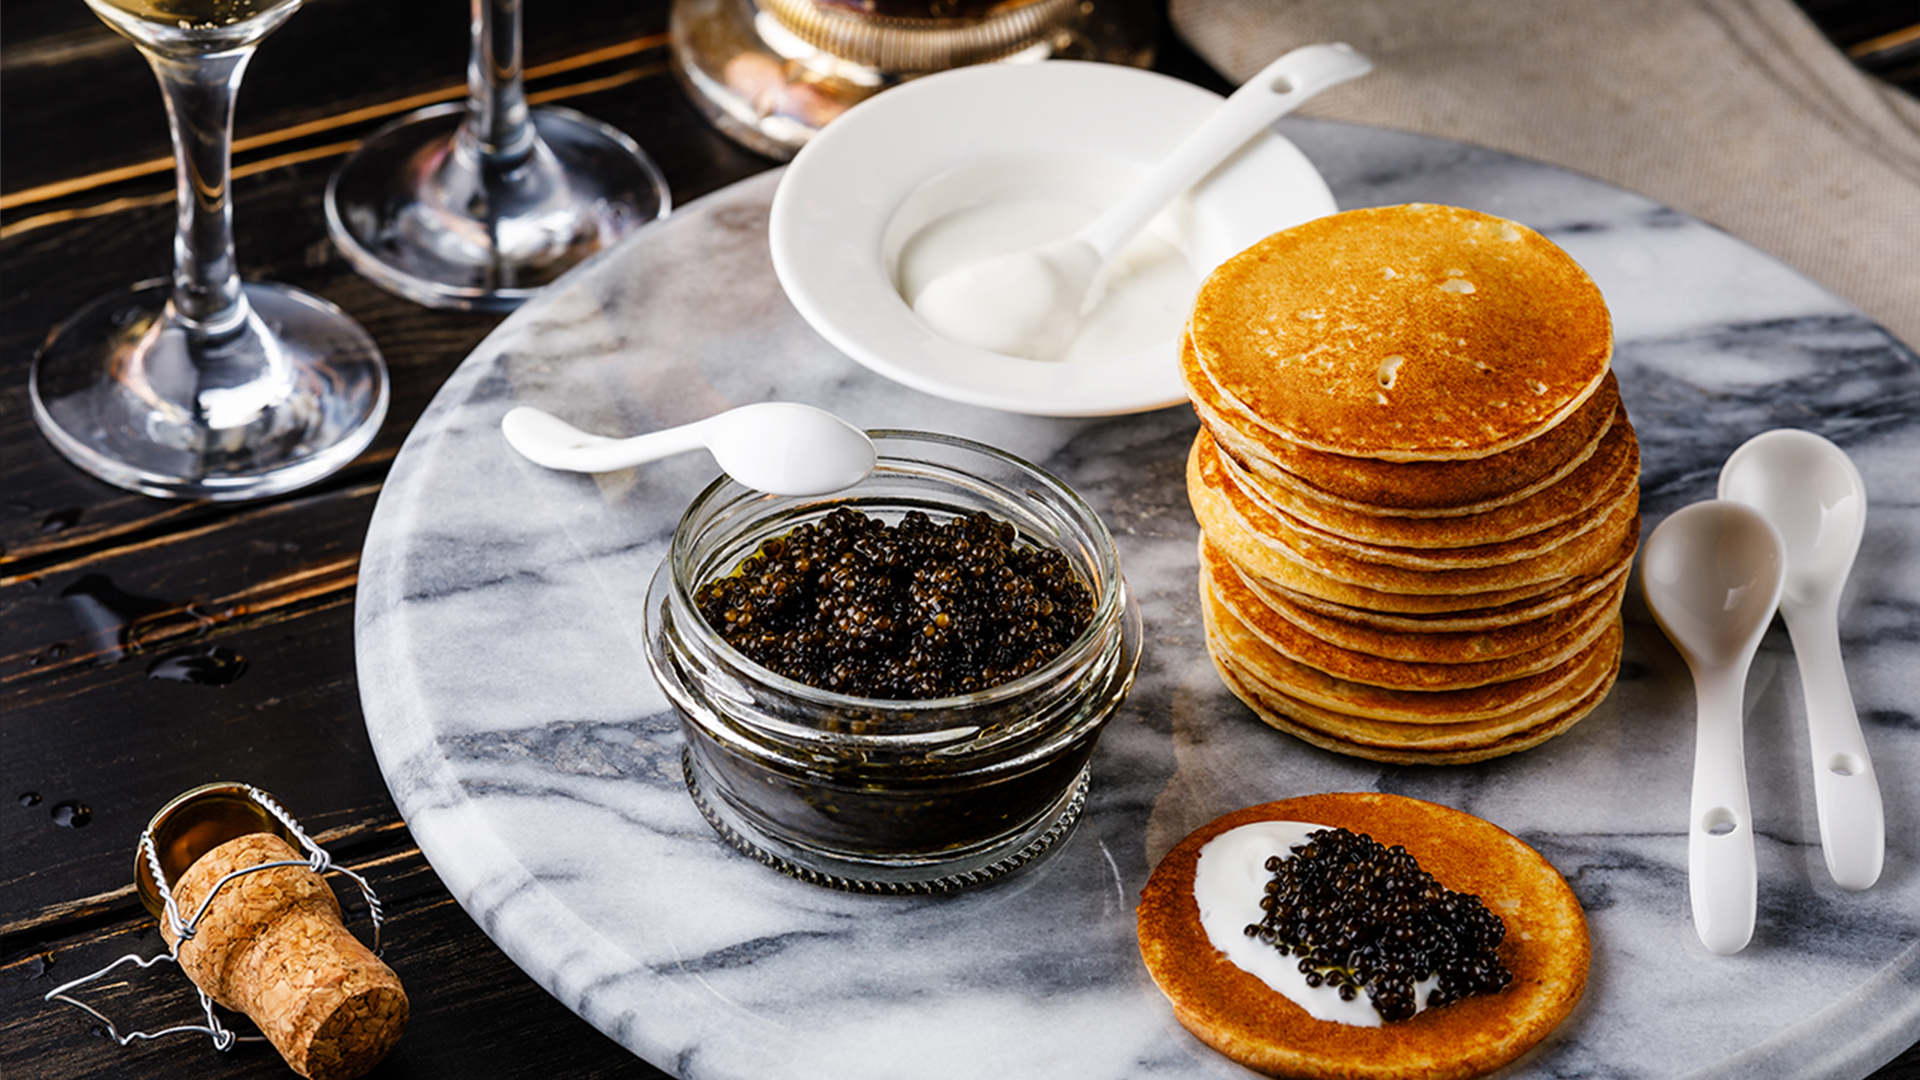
top-left (44, 784), bottom-right (387, 1053)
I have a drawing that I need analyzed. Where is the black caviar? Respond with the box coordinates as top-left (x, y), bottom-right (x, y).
top-left (1244, 827), bottom-right (1512, 1022)
top-left (693, 507), bottom-right (1094, 699)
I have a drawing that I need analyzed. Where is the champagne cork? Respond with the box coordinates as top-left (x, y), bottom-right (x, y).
top-left (159, 832), bottom-right (407, 1080)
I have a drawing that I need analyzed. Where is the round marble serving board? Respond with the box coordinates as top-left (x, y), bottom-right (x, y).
top-left (355, 118), bottom-right (1920, 1080)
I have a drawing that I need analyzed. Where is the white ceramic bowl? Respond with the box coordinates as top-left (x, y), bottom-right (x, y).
top-left (767, 60), bottom-right (1337, 417)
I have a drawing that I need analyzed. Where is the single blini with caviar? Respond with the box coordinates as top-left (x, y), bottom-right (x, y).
top-left (1137, 792), bottom-right (1589, 1080)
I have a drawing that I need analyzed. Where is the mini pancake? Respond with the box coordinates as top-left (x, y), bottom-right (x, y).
top-left (1228, 526), bottom-right (1640, 620)
top-left (1244, 549), bottom-right (1635, 641)
top-left (1137, 793), bottom-right (1590, 1077)
top-left (1216, 652), bottom-right (1609, 764)
top-left (1185, 203), bottom-right (1613, 462)
top-left (1217, 401), bottom-right (1639, 550)
top-left (1202, 578), bottom-right (1623, 748)
top-left (1196, 430), bottom-right (1638, 576)
top-left (1188, 333), bottom-right (1623, 514)
top-left (1214, 427), bottom-right (1639, 567)
top-left (1209, 537), bottom-right (1629, 665)
top-left (1203, 543), bottom-right (1621, 692)
top-left (1211, 641), bottom-right (1618, 760)
top-left (1189, 431), bottom-right (1638, 602)
top-left (1197, 576), bottom-right (1605, 724)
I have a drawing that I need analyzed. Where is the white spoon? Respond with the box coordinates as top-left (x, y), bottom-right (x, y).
top-left (501, 402), bottom-right (875, 496)
top-left (1642, 500), bottom-right (1786, 955)
top-left (1718, 429), bottom-right (1883, 890)
top-left (910, 42), bottom-right (1373, 361)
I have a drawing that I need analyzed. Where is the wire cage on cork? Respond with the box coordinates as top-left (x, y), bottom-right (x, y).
top-left (44, 782), bottom-right (408, 1080)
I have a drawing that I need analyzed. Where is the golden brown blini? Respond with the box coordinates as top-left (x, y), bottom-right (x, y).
top-left (1184, 334), bottom-right (1624, 516)
top-left (1197, 572), bottom-right (1610, 726)
top-left (1202, 538), bottom-right (1623, 691)
top-left (1201, 589), bottom-right (1624, 762)
top-left (1245, 555), bottom-right (1631, 636)
top-left (1186, 204), bottom-right (1614, 462)
top-left (1211, 400), bottom-right (1639, 552)
top-left (1137, 793), bottom-right (1589, 1079)
top-left (1188, 430), bottom-right (1639, 605)
top-left (1225, 552), bottom-right (1629, 666)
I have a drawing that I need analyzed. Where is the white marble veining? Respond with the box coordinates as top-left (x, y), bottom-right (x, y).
top-left (355, 119), bottom-right (1920, 1080)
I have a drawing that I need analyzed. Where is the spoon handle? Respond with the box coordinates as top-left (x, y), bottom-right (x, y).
top-left (1074, 44), bottom-right (1372, 262)
top-left (1689, 668), bottom-right (1757, 955)
top-left (502, 406), bottom-right (715, 473)
top-left (1781, 601), bottom-right (1885, 890)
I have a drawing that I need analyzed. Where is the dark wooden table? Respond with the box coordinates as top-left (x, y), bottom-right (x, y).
top-left (3, 2), bottom-right (1915, 1077)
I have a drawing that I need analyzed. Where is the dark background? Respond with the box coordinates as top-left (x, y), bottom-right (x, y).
top-left (4, 1), bottom-right (1916, 1077)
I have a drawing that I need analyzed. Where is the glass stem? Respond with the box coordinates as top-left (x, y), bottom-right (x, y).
top-left (467, 0), bottom-right (535, 165)
top-left (145, 44), bottom-right (255, 339)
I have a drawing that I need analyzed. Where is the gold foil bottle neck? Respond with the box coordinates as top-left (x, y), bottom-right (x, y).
top-left (133, 781), bottom-right (301, 922)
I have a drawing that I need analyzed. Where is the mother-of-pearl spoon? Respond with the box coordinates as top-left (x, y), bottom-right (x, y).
top-left (910, 43), bottom-right (1372, 361)
top-left (1719, 429), bottom-right (1883, 890)
top-left (501, 402), bottom-right (875, 496)
top-left (1642, 500), bottom-right (1787, 955)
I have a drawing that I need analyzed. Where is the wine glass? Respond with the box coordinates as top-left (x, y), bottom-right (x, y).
top-left (31, 0), bottom-right (390, 502)
top-left (324, 0), bottom-right (670, 311)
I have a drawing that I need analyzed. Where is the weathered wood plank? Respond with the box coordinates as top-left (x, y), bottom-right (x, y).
top-left (5, 841), bottom-right (669, 1080)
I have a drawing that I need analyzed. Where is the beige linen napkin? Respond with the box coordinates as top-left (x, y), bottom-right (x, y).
top-left (1171, 0), bottom-right (1920, 348)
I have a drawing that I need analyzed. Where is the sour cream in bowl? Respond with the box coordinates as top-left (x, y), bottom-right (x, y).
top-left (768, 60), bottom-right (1337, 417)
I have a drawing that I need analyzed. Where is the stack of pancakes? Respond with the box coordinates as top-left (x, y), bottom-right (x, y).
top-left (1183, 203), bottom-right (1639, 764)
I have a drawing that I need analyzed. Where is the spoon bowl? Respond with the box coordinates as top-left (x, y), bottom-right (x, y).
top-left (910, 43), bottom-right (1371, 360)
top-left (1719, 428), bottom-right (1882, 890)
top-left (1643, 501), bottom-right (1786, 668)
top-left (1719, 429), bottom-right (1867, 607)
top-left (1642, 499), bottom-right (1786, 955)
top-left (502, 401), bottom-right (875, 496)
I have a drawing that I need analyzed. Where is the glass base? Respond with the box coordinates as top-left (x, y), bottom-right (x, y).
top-left (29, 280), bottom-right (389, 501)
top-left (682, 744), bottom-right (1089, 894)
top-left (326, 102), bottom-right (671, 312)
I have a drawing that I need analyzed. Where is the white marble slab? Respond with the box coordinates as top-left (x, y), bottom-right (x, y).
top-left (355, 118), bottom-right (1920, 1080)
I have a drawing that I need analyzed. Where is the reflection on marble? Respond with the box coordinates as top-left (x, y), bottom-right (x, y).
top-left (355, 119), bottom-right (1920, 1080)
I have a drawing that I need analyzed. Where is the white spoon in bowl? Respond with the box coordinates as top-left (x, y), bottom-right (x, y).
top-left (909, 43), bottom-right (1372, 361)
top-left (1718, 429), bottom-right (1883, 890)
top-left (501, 402), bottom-right (875, 496)
top-left (1642, 500), bottom-right (1786, 955)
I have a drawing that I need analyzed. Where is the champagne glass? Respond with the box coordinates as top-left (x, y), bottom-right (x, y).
top-left (324, 0), bottom-right (670, 311)
top-left (31, 0), bottom-right (389, 502)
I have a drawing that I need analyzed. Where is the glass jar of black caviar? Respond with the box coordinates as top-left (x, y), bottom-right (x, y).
top-left (644, 430), bottom-right (1140, 893)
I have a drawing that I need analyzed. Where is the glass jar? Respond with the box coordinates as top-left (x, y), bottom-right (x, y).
top-left (644, 430), bottom-right (1141, 893)
top-left (669, 0), bottom-right (1155, 159)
